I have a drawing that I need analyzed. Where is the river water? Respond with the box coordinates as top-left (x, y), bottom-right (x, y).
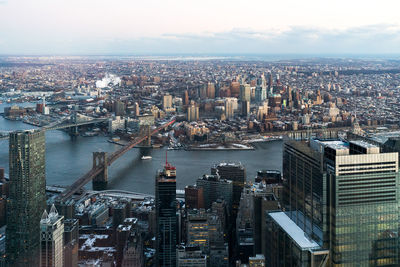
top-left (0, 102), bottom-right (283, 195)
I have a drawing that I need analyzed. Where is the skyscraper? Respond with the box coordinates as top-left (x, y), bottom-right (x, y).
top-left (241, 100), bottom-right (250, 117)
top-left (156, 158), bottom-right (177, 267)
top-left (186, 210), bottom-right (209, 253)
top-left (230, 81), bottom-right (240, 98)
top-left (134, 102), bottom-right (140, 117)
top-left (255, 86), bottom-right (266, 103)
top-left (240, 84), bottom-right (251, 102)
top-left (6, 130), bottom-right (46, 266)
top-left (187, 101), bottom-right (199, 122)
top-left (183, 90), bottom-right (189, 106)
top-left (211, 162), bottom-right (246, 215)
top-left (224, 98), bottom-right (236, 119)
top-left (162, 94), bottom-right (173, 110)
top-left (196, 174), bottom-right (233, 210)
top-left (40, 205), bottom-right (64, 267)
top-left (267, 138), bottom-right (400, 266)
top-left (206, 82), bottom-right (215, 99)
top-left (185, 185), bottom-right (204, 210)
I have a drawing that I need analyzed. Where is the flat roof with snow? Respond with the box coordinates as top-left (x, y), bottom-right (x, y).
top-left (269, 212), bottom-right (320, 250)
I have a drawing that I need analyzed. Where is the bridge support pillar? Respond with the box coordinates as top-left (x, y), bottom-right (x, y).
top-left (92, 152), bottom-right (108, 191)
top-left (69, 126), bottom-right (79, 139)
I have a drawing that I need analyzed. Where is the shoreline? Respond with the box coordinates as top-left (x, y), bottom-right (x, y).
top-left (186, 144), bottom-right (255, 151)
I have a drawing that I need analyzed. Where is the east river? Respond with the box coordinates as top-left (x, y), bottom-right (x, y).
top-left (0, 102), bottom-right (283, 195)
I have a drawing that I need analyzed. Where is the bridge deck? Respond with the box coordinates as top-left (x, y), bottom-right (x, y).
top-left (0, 117), bottom-right (108, 140)
top-left (57, 119), bottom-right (176, 202)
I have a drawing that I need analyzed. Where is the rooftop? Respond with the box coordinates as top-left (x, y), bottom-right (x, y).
top-left (350, 140), bottom-right (379, 149)
top-left (269, 212), bottom-right (320, 250)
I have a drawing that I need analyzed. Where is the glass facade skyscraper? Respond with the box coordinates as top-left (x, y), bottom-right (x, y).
top-left (6, 130), bottom-right (47, 266)
top-left (271, 139), bottom-right (400, 266)
top-left (324, 140), bottom-right (399, 265)
top-left (155, 160), bottom-right (177, 267)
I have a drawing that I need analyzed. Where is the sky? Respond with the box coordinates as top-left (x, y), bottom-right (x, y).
top-left (1, 0), bottom-right (400, 55)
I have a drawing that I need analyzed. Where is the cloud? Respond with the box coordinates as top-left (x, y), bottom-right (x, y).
top-left (2, 24), bottom-right (400, 55)
top-left (0, 1), bottom-right (7, 5)
top-left (128, 24), bottom-right (400, 55)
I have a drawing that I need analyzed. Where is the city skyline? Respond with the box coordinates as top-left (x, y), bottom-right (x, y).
top-left (1, 0), bottom-right (400, 55)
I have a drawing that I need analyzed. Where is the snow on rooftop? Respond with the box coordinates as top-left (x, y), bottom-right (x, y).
top-left (350, 140), bottom-right (378, 148)
top-left (269, 212), bottom-right (320, 250)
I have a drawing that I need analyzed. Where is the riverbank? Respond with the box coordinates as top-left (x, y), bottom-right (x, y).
top-left (186, 143), bottom-right (254, 151)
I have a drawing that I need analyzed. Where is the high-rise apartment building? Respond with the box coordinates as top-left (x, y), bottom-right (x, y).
top-left (40, 205), bottom-right (64, 267)
top-left (256, 101), bottom-right (268, 121)
top-left (162, 94), bottom-right (173, 110)
top-left (224, 98), bottom-right (236, 119)
top-left (187, 101), bottom-right (199, 122)
top-left (183, 90), bottom-right (189, 106)
top-left (134, 102), bottom-right (140, 117)
top-left (156, 159), bottom-right (177, 267)
top-left (6, 130), bottom-right (46, 266)
top-left (206, 82), bottom-right (215, 99)
top-left (267, 139), bottom-right (400, 266)
top-left (230, 81), bottom-right (240, 98)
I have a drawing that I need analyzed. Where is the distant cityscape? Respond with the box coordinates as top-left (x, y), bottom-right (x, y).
top-left (1, 56), bottom-right (400, 266)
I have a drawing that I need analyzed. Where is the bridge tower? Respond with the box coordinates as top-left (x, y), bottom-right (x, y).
top-left (139, 125), bottom-right (151, 147)
top-left (69, 112), bottom-right (79, 139)
top-left (92, 152), bottom-right (108, 190)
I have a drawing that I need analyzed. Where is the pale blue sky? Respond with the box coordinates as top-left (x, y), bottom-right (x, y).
top-left (1, 0), bottom-right (400, 55)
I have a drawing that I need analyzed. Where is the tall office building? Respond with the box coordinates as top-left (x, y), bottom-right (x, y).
top-left (156, 158), bottom-right (177, 267)
top-left (267, 139), bottom-right (400, 266)
top-left (6, 130), bottom-right (46, 266)
top-left (211, 162), bottom-right (246, 215)
top-left (40, 205), bottom-right (64, 267)
top-left (196, 174), bottom-right (233, 210)
top-left (267, 72), bottom-right (273, 95)
top-left (186, 210), bottom-right (209, 253)
top-left (241, 100), bottom-right (250, 117)
top-left (240, 84), bottom-right (251, 102)
top-left (255, 85), bottom-right (267, 103)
